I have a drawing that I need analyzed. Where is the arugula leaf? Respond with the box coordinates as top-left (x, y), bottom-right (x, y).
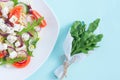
top-left (70, 18), bottom-right (103, 56)
top-left (87, 18), bottom-right (100, 33)
top-left (18, 17), bottom-right (44, 35)
top-left (70, 21), bottom-right (86, 39)
top-left (11, 0), bottom-right (18, 5)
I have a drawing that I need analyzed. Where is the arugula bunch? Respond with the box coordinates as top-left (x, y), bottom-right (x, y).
top-left (70, 18), bottom-right (103, 56)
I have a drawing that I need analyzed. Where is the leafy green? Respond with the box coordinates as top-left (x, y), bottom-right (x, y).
top-left (18, 17), bottom-right (44, 35)
top-left (70, 18), bottom-right (103, 56)
top-left (11, 0), bottom-right (18, 5)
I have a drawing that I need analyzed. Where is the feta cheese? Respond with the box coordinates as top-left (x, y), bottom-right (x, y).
top-left (15, 41), bottom-right (20, 47)
top-left (0, 23), bottom-right (7, 32)
top-left (28, 45), bottom-right (35, 51)
top-left (14, 24), bottom-right (24, 32)
top-left (1, 7), bottom-right (9, 18)
top-left (9, 16), bottom-right (18, 23)
top-left (9, 51), bottom-right (17, 59)
top-left (22, 33), bottom-right (30, 41)
top-left (6, 27), bottom-right (15, 34)
top-left (0, 43), bottom-right (7, 51)
top-left (3, 44), bottom-right (8, 50)
top-left (7, 35), bottom-right (17, 44)
top-left (0, 18), bottom-right (5, 23)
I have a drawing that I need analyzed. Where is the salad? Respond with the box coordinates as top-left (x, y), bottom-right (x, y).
top-left (0, 0), bottom-right (47, 68)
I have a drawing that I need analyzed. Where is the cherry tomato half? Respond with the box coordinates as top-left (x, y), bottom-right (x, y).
top-left (13, 56), bottom-right (31, 68)
top-left (0, 50), bottom-right (7, 58)
top-left (31, 10), bottom-right (47, 28)
top-left (9, 6), bottom-right (23, 19)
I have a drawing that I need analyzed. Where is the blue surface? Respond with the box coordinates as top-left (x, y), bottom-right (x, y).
top-left (27, 0), bottom-right (120, 80)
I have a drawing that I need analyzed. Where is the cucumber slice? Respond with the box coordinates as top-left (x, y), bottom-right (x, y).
top-left (29, 30), bottom-right (39, 38)
top-left (16, 2), bottom-right (28, 13)
top-left (29, 31), bottom-right (39, 48)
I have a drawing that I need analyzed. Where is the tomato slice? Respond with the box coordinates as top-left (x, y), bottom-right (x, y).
top-left (13, 56), bottom-right (31, 68)
top-left (0, 53), bottom-right (4, 58)
top-left (0, 50), bottom-right (7, 58)
top-left (31, 10), bottom-right (47, 28)
top-left (9, 6), bottom-right (23, 19)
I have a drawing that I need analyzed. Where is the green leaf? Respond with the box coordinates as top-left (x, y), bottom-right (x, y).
top-left (11, 0), bottom-right (18, 5)
top-left (87, 18), bottom-right (100, 33)
top-left (70, 21), bottom-right (86, 39)
top-left (95, 34), bottom-right (103, 42)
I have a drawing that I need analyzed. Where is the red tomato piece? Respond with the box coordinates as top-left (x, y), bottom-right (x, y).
top-left (13, 56), bottom-right (31, 68)
top-left (9, 6), bottom-right (23, 19)
top-left (0, 50), bottom-right (7, 58)
top-left (31, 10), bottom-right (47, 28)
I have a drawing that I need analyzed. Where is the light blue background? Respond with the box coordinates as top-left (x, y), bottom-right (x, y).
top-left (27, 0), bottom-right (120, 80)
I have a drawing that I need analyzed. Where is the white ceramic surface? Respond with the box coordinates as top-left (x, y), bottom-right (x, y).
top-left (0, 0), bottom-right (59, 80)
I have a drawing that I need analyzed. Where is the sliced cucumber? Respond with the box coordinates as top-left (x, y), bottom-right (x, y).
top-left (16, 2), bottom-right (28, 13)
top-left (5, 40), bottom-right (14, 53)
top-left (29, 31), bottom-right (39, 48)
top-left (33, 30), bottom-right (39, 39)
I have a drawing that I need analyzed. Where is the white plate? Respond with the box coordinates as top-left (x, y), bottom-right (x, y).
top-left (0, 0), bottom-right (59, 80)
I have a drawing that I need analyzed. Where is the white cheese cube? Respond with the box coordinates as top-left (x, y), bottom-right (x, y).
top-left (15, 41), bottom-right (20, 47)
top-left (0, 18), bottom-right (5, 23)
top-left (9, 51), bottom-right (17, 59)
top-left (1, 7), bottom-right (9, 18)
top-left (9, 16), bottom-right (18, 23)
top-left (3, 44), bottom-right (7, 50)
top-left (14, 24), bottom-right (24, 32)
top-left (0, 43), bottom-right (8, 51)
top-left (22, 33), bottom-right (30, 41)
top-left (6, 27), bottom-right (15, 34)
top-left (7, 35), bottom-right (17, 44)
top-left (0, 23), bottom-right (7, 32)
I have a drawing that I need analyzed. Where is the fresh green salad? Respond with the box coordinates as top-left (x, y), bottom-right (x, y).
top-left (0, 0), bottom-right (47, 68)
